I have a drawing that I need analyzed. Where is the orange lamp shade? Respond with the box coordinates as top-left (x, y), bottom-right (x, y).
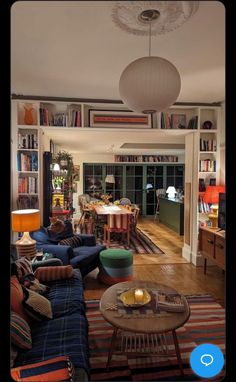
top-left (203, 186), bottom-right (225, 204)
top-left (11, 209), bottom-right (40, 232)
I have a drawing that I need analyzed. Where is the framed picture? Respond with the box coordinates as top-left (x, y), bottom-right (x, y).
top-left (72, 165), bottom-right (80, 182)
top-left (171, 114), bottom-right (187, 129)
top-left (88, 109), bottom-right (152, 128)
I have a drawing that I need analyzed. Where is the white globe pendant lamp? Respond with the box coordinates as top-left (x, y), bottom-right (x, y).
top-left (112, 2), bottom-right (199, 114)
top-left (119, 55), bottom-right (181, 114)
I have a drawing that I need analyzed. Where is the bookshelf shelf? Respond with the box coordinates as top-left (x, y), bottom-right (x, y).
top-left (15, 124), bottom-right (40, 210)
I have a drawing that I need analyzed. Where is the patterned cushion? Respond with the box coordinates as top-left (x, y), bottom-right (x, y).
top-left (11, 356), bottom-right (75, 382)
top-left (11, 312), bottom-right (32, 350)
top-left (59, 235), bottom-right (82, 248)
top-left (15, 257), bottom-right (33, 283)
top-left (22, 287), bottom-right (53, 321)
top-left (11, 276), bottom-right (31, 323)
top-left (34, 265), bottom-right (74, 282)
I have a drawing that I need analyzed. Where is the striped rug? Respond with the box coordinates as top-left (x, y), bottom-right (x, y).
top-left (86, 296), bottom-right (225, 381)
top-left (97, 227), bottom-right (165, 255)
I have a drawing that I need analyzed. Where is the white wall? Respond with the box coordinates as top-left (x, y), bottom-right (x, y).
top-left (219, 102), bottom-right (225, 185)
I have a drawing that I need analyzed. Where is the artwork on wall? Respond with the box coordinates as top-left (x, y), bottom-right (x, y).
top-left (171, 114), bottom-right (187, 129)
top-left (72, 165), bottom-right (80, 182)
top-left (88, 109), bottom-right (152, 128)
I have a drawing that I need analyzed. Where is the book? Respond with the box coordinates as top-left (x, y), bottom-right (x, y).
top-left (156, 292), bottom-right (185, 312)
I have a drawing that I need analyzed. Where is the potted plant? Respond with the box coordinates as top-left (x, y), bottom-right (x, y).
top-left (54, 150), bottom-right (74, 179)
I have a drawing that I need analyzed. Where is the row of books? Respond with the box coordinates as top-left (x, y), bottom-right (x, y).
top-left (115, 155), bottom-right (178, 163)
top-left (18, 133), bottom-right (38, 149)
top-left (160, 113), bottom-right (198, 129)
top-left (198, 196), bottom-right (211, 213)
top-left (18, 176), bottom-right (38, 194)
top-left (199, 138), bottom-right (217, 152)
top-left (17, 152), bottom-right (38, 172)
top-left (17, 195), bottom-right (39, 209)
top-left (199, 159), bottom-right (216, 172)
top-left (39, 107), bottom-right (81, 127)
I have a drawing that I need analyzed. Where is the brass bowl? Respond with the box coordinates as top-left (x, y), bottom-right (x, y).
top-left (119, 288), bottom-right (151, 308)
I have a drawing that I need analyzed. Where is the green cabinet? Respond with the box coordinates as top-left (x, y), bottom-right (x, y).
top-left (159, 197), bottom-right (184, 235)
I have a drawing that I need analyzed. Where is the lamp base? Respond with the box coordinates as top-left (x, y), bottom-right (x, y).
top-left (16, 242), bottom-right (37, 259)
top-left (208, 214), bottom-right (218, 228)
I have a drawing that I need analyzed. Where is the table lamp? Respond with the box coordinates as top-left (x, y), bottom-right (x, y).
top-left (208, 204), bottom-right (219, 228)
top-left (11, 209), bottom-right (40, 258)
top-left (166, 186), bottom-right (176, 199)
top-left (203, 185), bottom-right (225, 228)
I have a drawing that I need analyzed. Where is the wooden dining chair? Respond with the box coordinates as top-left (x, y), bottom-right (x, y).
top-left (104, 214), bottom-right (130, 247)
top-left (154, 188), bottom-right (166, 219)
top-left (130, 206), bottom-right (140, 232)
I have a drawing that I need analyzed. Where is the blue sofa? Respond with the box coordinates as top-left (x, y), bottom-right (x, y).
top-left (12, 268), bottom-right (90, 381)
top-left (31, 220), bottom-right (106, 277)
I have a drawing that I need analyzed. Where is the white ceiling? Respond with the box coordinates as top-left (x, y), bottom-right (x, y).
top-left (11, 1), bottom-right (225, 155)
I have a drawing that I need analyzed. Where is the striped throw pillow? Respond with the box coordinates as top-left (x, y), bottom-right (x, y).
top-left (11, 356), bottom-right (75, 382)
top-left (15, 257), bottom-right (33, 282)
top-left (22, 287), bottom-right (53, 321)
top-left (59, 235), bottom-right (82, 248)
top-left (34, 265), bottom-right (74, 282)
top-left (11, 312), bottom-right (32, 350)
top-left (11, 276), bottom-right (31, 323)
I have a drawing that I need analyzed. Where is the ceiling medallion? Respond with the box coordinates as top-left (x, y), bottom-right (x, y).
top-left (111, 1), bottom-right (199, 36)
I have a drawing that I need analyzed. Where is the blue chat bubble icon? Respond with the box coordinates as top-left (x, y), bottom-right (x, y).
top-left (190, 343), bottom-right (224, 378)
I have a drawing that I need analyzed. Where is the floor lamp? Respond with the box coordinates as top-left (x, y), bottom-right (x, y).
top-left (11, 209), bottom-right (40, 259)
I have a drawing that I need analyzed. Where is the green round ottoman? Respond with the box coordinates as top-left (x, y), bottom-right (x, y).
top-left (98, 249), bottom-right (133, 285)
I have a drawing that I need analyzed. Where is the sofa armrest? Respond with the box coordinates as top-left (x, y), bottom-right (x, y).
top-left (40, 244), bottom-right (73, 265)
top-left (32, 258), bottom-right (63, 271)
top-left (75, 234), bottom-right (96, 247)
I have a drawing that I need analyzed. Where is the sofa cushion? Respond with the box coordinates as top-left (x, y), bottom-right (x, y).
top-left (11, 312), bottom-right (32, 350)
top-left (31, 226), bottom-right (55, 245)
top-left (15, 312), bottom-right (90, 376)
top-left (34, 265), bottom-right (74, 282)
top-left (22, 287), bottom-right (53, 321)
top-left (59, 235), bottom-right (82, 248)
top-left (11, 276), bottom-right (30, 323)
top-left (45, 269), bottom-right (85, 318)
top-left (11, 355), bottom-right (75, 382)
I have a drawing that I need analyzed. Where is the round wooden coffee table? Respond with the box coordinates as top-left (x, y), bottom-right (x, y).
top-left (99, 280), bottom-right (190, 374)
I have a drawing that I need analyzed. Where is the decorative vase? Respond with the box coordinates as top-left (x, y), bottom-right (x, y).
top-left (24, 106), bottom-right (34, 125)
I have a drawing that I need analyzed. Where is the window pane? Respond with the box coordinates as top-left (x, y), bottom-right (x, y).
top-left (167, 166), bottom-right (174, 175)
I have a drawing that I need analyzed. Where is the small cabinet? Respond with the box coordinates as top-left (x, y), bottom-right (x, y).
top-left (215, 235), bottom-right (225, 268)
top-left (199, 227), bottom-right (225, 273)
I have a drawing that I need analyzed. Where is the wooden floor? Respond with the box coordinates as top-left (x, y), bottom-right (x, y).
top-left (84, 217), bottom-right (225, 307)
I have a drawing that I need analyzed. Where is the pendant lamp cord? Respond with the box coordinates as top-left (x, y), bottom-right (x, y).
top-left (148, 20), bottom-right (152, 57)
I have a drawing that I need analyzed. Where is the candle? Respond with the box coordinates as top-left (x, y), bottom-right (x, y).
top-left (134, 288), bottom-right (144, 303)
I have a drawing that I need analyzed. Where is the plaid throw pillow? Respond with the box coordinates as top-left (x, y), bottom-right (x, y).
top-left (11, 356), bottom-right (75, 382)
top-left (59, 235), bottom-right (82, 248)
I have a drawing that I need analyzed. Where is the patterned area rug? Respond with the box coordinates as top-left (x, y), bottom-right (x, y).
top-left (86, 296), bottom-right (225, 381)
top-left (96, 227), bottom-right (165, 255)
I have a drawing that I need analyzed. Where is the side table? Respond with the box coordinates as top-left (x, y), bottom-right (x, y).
top-left (99, 281), bottom-right (190, 375)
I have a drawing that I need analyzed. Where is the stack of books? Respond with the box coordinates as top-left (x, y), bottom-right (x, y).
top-left (156, 292), bottom-right (185, 312)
